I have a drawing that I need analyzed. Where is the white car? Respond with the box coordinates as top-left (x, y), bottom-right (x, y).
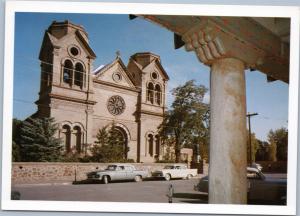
top-left (251, 162), bottom-right (263, 171)
top-left (152, 164), bottom-right (198, 181)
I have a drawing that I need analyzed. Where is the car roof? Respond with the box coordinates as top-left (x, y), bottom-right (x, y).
top-left (247, 167), bottom-right (260, 172)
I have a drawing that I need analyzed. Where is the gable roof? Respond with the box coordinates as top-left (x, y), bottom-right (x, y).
top-left (75, 30), bottom-right (96, 59)
top-left (39, 28), bottom-right (96, 61)
top-left (153, 58), bottom-right (169, 81)
top-left (38, 31), bottom-right (58, 61)
top-left (94, 56), bottom-right (136, 86)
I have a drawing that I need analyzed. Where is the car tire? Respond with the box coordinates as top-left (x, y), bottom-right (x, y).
top-left (164, 174), bottom-right (171, 181)
top-left (186, 174), bottom-right (192, 180)
top-left (134, 175), bottom-right (142, 182)
top-left (102, 176), bottom-right (109, 184)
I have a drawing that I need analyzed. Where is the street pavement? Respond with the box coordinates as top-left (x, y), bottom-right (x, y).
top-left (12, 173), bottom-right (287, 204)
top-left (12, 177), bottom-right (208, 203)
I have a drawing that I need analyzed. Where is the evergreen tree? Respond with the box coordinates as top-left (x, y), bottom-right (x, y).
top-left (95, 125), bottom-right (110, 146)
top-left (12, 141), bottom-right (21, 162)
top-left (90, 124), bottom-right (129, 162)
top-left (12, 118), bottom-right (23, 162)
top-left (20, 117), bottom-right (62, 162)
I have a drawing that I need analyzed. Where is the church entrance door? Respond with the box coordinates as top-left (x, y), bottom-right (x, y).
top-left (112, 127), bottom-right (128, 159)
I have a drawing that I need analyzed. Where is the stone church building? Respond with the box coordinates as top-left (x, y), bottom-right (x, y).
top-left (35, 21), bottom-right (169, 162)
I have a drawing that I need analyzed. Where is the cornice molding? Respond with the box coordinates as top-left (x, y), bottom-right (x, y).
top-left (93, 79), bottom-right (140, 93)
top-left (139, 110), bottom-right (164, 117)
top-left (48, 93), bottom-right (97, 105)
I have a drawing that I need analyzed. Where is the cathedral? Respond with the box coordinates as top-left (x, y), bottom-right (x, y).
top-left (35, 20), bottom-right (169, 162)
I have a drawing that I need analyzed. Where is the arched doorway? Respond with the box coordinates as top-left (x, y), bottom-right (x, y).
top-left (110, 126), bottom-right (128, 159)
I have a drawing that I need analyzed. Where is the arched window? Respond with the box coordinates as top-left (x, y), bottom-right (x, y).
top-left (63, 60), bottom-right (73, 85)
top-left (74, 63), bottom-right (84, 88)
top-left (73, 126), bottom-right (82, 153)
top-left (62, 125), bottom-right (71, 153)
top-left (147, 82), bottom-right (154, 104)
top-left (155, 84), bottom-right (161, 105)
top-left (155, 135), bottom-right (160, 156)
top-left (148, 134), bottom-right (154, 156)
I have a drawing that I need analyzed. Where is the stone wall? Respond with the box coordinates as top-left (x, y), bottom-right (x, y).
top-left (12, 162), bottom-right (191, 184)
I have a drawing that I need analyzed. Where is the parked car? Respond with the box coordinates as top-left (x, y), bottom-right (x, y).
top-left (194, 167), bottom-right (287, 204)
top-left (251, 162), bottom-right (263, 171)
top-left (152, 164), bottom-right (198, 181)
top-left (86, 164), bottom-right (149, 184)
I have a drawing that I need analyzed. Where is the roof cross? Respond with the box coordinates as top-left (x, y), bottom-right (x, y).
top-left (116, 50), bottom-right (121, 58)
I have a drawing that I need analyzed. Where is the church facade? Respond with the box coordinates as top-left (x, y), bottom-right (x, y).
top-left (36, 21), bottom-right (169, 162)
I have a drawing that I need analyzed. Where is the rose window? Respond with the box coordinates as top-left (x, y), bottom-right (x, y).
top-left (107, 95), bottom-right (126, 115)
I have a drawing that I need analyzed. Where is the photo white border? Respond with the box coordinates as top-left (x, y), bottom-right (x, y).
top-left (2, 1), bottom-right (299, 215)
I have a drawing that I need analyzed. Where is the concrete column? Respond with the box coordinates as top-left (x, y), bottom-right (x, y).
top-left (209, 58), bottom-right (247, 204)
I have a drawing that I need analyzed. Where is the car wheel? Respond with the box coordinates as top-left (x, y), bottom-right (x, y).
top-left (102, 176), bottom-right (109, 184)
top-left (186, 174), bottom-right (192, 180)
top-left (134, 175), bottom-right (142, 182)
top-left (165, 174), bottom-right (171, 181)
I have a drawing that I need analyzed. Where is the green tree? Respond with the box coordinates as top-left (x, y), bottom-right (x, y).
top-left (246, 131), bottom-right (260, 163)
top-left (12, 118), bottom-right (23, 143)
top-left (268, 141), bottom-right (277, 162)
top-left (268, 130), bottom-right (278, 161)
top-left (160, 136), bottom-right (176, 163)
top-left (12, 118), bottom-right (23, 162)
top-left (12, 141), bottom-right (21, 162)
top-left (267, 127), bottom-right (288, 161)
top-left (20, 117), bottom-right (63, 162)
top-left (90, 124), bottom-right (129, 162)
top-left (159, 80), bottom-right (209, 162)
top-left (255, 140), bottom-right (269, 161)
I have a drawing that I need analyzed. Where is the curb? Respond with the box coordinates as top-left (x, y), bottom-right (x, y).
top-left (13, 182), bottom-right (72, 187)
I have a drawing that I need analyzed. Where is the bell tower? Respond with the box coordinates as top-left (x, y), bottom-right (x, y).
top-left (127, 52), bottom-right (169, 162)
top-left (36, 20), bottom-right (97, 154)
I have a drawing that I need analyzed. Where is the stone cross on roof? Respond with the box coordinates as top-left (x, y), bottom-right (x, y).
top-left (116, 50), bottom-right (121, 58)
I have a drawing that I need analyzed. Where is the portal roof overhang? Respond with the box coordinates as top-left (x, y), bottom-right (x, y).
top-left (138, 15), bottom-right (290, 83)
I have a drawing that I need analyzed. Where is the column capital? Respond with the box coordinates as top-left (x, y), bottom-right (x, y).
top-left (182, 18), bottom-right (266, 68)
top-left (180, 18), bottom-right (289, 82)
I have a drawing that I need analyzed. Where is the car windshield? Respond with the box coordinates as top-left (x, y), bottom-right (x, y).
top-left (247, 168), bottom-right (266, 180)
top-left (105, 165), bottom-right (117, 171)
top-left (164, 166), bottom-right (175, 169)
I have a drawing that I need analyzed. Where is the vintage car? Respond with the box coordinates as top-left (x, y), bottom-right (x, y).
top-left (151, 164), bottom-right (198, 181)
top-left (251, 162), bottom-right (263, 171)
top-left (86, 164), bottom-right (149, 184)
top-left (194, 167), bottom-right (287, 204)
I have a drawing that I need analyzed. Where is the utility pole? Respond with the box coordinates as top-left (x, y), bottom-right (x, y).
top-left (246, 112), bottom-right (258, 165)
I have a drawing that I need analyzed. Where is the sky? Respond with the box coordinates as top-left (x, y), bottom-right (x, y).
top-left (13, 12), bottom-right (289, 141)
